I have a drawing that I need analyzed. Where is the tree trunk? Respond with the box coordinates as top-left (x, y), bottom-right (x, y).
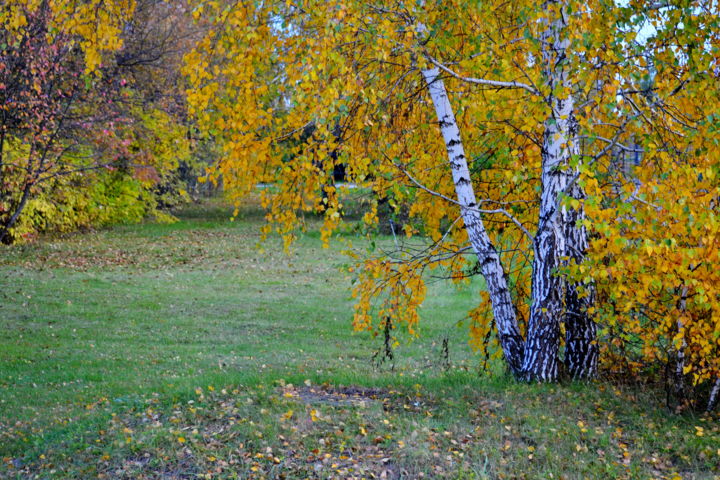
top-left (420, 1), bottom-right (598, 382)
top-left (422, 67), bottom-right (525, 377)
top-left (707, 377), bottom-right (720, 413)
top-left (672, 287), bottom-right (688, 401)
top-left (563, 188), bottom-right (598, 379)
top-left (521, 0), bottom-right (575, 381)
top-left (0, 182), bottom-right (33, 245)
top-left (521, 140), bottom-right (566, 380)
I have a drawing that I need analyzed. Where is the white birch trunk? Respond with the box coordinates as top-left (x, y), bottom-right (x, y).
top-left (422, 67), bottom-right (525, 376)
top-left (521, 0), bottom-right (576, 381)
top-left (550, 0), bottom-right (597, 380)
top-left (707, 377), bottom-right (720, 412)
top-left (673, 288), bottom-right (688, 400)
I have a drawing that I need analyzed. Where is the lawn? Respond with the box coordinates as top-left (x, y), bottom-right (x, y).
top-left (1, 198), bottom-right (718, 479)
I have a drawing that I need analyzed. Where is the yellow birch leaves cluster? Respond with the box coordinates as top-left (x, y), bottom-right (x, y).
top-left (2, 0), bottom-right (136, 74)
top-left (579, 110), bottom-right (720, 390)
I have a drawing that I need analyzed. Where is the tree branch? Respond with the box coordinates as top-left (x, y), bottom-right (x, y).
top-left (392, 160), bottom-right (535, 244)
top-left (424, 55), bottom-right (541, 96)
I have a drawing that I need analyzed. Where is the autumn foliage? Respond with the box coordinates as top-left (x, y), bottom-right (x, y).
top-left (2, 0), bottom-right (719, 408)
top-left (183, 0), bottom-right (720, 407)
top-left (0, 0), bottom-right (203, 243)
top-left (579, 92), bottom-right (720, 409)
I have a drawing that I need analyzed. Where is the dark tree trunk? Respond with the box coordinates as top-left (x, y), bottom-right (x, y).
top-left (0, 182), bottom-right (33, 245)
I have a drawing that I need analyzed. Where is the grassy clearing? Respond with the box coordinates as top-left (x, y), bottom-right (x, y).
top-left (0, 198), bottom-right (718, 479)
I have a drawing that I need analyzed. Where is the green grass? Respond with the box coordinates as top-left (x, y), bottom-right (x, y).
top-left (0, 198), bottom-right (718, 479)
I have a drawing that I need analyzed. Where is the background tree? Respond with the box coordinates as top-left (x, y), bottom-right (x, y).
top-left (0, 2), bottom-right (121, 243)
top-left (112, 0), bottom-right (216, 205)
top-left (0, 0), bottom-right (205, 243)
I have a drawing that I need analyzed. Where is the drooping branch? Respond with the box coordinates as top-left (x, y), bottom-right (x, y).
top-left (393, 161), bottom-right (535, 244)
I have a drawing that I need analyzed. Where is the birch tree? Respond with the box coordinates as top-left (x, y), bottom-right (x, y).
top-left (185, 0), bottom-right (719, 386)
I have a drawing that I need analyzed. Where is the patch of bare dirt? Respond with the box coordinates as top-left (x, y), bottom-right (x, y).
top-left (279, 384), bottom-right (431, 414)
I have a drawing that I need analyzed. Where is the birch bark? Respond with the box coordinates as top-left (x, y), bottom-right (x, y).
top-left (419, 0), bottom-right (598, 381)
top-left (563, 186), bottom-right (598, 379)
top-left (521, 0), bottom-right (576, 381)
top-left (707, 378), bottom-right (720, 413)
top-left (421, 67), bottom-right (525, 376)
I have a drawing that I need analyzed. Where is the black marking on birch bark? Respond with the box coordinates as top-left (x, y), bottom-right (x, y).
top-left (494, 299), bottom-right (514, 309)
